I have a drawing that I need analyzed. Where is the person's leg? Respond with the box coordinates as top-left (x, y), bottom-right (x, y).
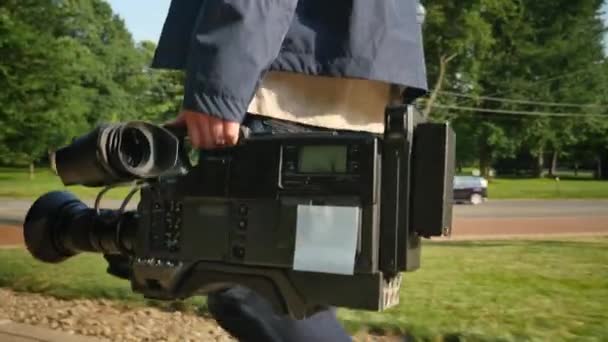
top-left (206, 114), bottom-right (352, 342)
top-left (208, 286), bottom-right (351, 342)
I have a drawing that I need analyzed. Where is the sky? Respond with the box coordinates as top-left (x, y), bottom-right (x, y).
top-left (107, 0), bottom-right (171, 43)
top-left (108, 0), bottom-right (608, 50)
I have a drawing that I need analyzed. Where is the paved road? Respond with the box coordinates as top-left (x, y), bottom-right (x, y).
top-left (4, 198), bottom-right (606, 221)
top-left (450, 199), bottom-right (608, 239)
top-left (1, 198), bottom-right (607, 242)
top-left (0, 200), bottom-right (31, 226)
top-left (455, 199), bottom-right (608, 218)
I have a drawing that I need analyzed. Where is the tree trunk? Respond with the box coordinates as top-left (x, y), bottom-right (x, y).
top-left (533, 148), bottom-right (544, 178)
top-left (478, 137), bottom-right (490, 178)
top-left (423, 54), bottom-right (457, 119)
top-left (29, 163), bottom-right (35, 180)
top-left (49, 149), bottom-right (57, 173)
top-left (574, 162), bottom-right (578, 177)
top-left (602, 152), bottom-right (608, 180)
top-left (597, 152), bottom-right (608, 180)
top-left (549, 150), bottom-right (558, 177)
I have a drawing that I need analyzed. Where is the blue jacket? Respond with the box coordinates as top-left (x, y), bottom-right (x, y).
top-left (153, 0), bottom-right (428, 123)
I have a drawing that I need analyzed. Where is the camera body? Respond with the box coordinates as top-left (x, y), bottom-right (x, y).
top-left (24, 105), bottom-right (455, 319)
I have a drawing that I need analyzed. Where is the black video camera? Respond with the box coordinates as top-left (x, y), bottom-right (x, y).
top-left (23, 105), bottom-right (455, 319)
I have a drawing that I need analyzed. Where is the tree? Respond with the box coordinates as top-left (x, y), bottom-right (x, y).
top-left (421, 0), bottom-right (509, 113)
top-left (421, 0), bottom-right (522, 176)
top-left (0, 1), bottom-right (90, 176)
top-left (56, 0), bottom-right (146, 125)
top-left (508, 0), bottom-right (607, 177)
top-left (422, 0), bottom-right (608, 177)
top-left (131, 41), bottom-right (185, 124)
top-left (571, 60), bottom-right (608, 179)
top-left (0, 0), bottom-right (159, 176)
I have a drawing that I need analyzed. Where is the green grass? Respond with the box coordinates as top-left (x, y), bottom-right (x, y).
top-left (0, 167), bottom-right (133, 200)
top-left (340, 237), bottom-right (608, 341)
top-left (0, 249), bottom-right (206, 313)
top-left (489, 177), bottom-right (608, 199)
top-left (2, 167), bottom-right (608, 200)
top-left (1, 238), bottom-right (607, 341)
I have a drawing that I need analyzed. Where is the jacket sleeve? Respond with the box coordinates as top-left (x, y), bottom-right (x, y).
top-left (182, 0), bottom-right (299, 123)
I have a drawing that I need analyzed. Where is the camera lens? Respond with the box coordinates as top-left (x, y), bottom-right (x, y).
top-left (24, 191), bottom-right (136, 263)
top-left (121, 127), bottom-right (151, 168)
top-left (24, 191), bottom-right (84, 263)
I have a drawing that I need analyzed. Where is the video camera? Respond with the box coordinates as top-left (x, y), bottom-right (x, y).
top-left (23, 105), bottom-right (455, 319)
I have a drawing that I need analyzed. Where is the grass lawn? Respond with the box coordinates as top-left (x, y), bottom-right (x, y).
top-left (0, 248), bottom-right (205, 314)
top-left (0, 167), bottom-right (133, 200)
top-left (489, 177), bottom-right (608, 199)
top-left (1, 238), bottom-right (606, 341)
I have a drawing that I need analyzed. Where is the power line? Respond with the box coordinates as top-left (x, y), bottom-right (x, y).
top-left (484, 63), bottom-right (605, 97)
top-left (432, 104), bottom-right (608, 118)
top-left (438, 91), bottom-right (608, 109)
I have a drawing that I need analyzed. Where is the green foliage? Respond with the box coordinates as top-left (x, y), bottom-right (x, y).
top-left (132, 41), bottom-right (185, 124)
top-left (0, 0), bottom-right (184, 166)
top-left (0, 167), bottom-right (133, 199)
top-left (0, 0), bottom-right (606, 177)
top-left (421, 0), bottom-right (518, 89)
top-left (0, 1), bottom-right (88, 164)
top-left (422, 0), bottom-right (608, 177)
top-left (0, 248), bottom-right (206, 313)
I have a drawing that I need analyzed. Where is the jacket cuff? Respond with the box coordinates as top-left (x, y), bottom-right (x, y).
top-left (182, 86), bottom-right (249, 123)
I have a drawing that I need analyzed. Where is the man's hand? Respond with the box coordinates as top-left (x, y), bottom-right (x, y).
top-left (168, 111), bottom-right (241, 149)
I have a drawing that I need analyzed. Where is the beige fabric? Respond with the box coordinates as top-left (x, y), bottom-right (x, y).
top-left (247, 71), bottom-right (394, 134)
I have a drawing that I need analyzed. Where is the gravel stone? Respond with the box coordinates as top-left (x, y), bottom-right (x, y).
top-left (0, 288), bottom-right (390, 341)
top-left (0, 288), bottom-right (235, 342)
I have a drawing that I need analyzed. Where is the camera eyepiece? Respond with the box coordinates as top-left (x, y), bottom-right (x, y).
top-left (55, 122), bottom-right (185, 187)
top-left (118, 127), bottom-right (152, 169)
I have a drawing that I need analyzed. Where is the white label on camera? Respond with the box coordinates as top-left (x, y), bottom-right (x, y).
top-left (293, 205), bottom-right (360, 275)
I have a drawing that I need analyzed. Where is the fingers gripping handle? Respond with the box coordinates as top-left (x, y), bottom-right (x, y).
top-left (163, 125), bottom-right (251, 147)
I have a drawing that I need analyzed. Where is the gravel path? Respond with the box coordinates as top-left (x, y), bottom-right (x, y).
top-left (0, 289), bottom-right (234, 342)
top-left (0, 289), bottom-right (400, 342)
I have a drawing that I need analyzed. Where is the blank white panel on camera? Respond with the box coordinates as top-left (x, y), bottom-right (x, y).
top-left (293, 205), bottom-right (360, 275)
